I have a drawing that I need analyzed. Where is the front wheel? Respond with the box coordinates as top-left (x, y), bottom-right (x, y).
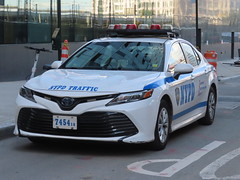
top-left (149, 99), bottom-right (171, 150)
top-left (199, 87), bottom-right (216, 125)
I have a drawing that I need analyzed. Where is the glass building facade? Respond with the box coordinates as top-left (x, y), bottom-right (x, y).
top-left (1, 0), bottom-right (240, 45)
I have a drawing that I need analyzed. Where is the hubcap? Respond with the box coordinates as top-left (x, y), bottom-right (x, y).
top-left (158, 108), bottom-right (169, 143)
top-left (208, 92), bottom-right (216, 119)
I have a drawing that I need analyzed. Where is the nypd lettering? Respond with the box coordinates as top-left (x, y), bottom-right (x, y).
top-left (48, 85), bottom-right (67, 90)
top-left (175, 83), bottom-right (195, 106)
top-left (48, 85), bottom-right (98, 92)
top-left (180, 83), bottom-right (195, 105)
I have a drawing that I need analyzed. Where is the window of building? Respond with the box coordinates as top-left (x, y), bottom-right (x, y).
top-left (0, 0), bottom-right (240, 45)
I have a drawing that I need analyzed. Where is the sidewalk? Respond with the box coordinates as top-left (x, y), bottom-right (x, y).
top-left (0, 81), bottom-right (25, 139)
top-left (1, 59), bottom-right (240, 139)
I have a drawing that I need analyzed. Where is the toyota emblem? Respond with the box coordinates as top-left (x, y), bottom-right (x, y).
top-left (60, 97), bottom-right (75, 107)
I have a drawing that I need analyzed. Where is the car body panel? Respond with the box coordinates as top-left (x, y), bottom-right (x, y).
top-left (14, 34), bottom-right (218, 146)
top-left (24, 69), bottom-right (163, 95)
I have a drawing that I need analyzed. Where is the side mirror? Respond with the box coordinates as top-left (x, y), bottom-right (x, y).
top-left (43, 61), bottom-right (62, 70)
top-left (51, 61), bottom-right (62, 69)
top-left (174, 64), bottom-right (194, 79)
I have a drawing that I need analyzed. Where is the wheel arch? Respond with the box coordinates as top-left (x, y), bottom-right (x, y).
top-left (210, 83), bottom-right (217, 101)
top-left (149, 94), bottom-right (173, 150)
top-left (161, 94), bottom-right (173, 122)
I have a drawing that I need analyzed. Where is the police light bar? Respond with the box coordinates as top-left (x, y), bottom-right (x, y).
top-left (114, 24), bottom-right (122, 29)
top-left (138, 24), bottom-right (149, 29)
top-left (107, 29), bottom-right (179, 38)
top-left (126, 24), bottom-right (137, 29)
top-left (150, 24), bottom-right (161, 30)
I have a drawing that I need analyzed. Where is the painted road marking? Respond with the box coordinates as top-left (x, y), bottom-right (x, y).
top-left (128, 141), bottom-right (225, 177)
top-left (200, 147), bottom-right (240, 180)
top-left (159, 141), bottom-right (225, 177)
top-left (128, 159), bottom-right (181, 176)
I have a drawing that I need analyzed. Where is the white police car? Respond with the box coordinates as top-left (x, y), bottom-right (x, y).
top-left (14, 26), bottom-right (218, 150)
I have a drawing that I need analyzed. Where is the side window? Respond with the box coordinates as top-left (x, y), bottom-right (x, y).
top-left (193, 49), bottom-right (201, 64)
top-left (168, 43), bottom-right (186, 73)
top-left (181, 43), bottom-right (198, 66)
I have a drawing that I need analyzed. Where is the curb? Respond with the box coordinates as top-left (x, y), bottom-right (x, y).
top-left (0, 124), bottom-right (14, 140)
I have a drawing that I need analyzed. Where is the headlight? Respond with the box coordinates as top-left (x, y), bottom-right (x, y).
top-left (106, 89), bottom-right (153, 106)
top-left (19, 86), bottom-right (36, 102)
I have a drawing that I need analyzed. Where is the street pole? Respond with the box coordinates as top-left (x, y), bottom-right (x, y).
top-left (196, 0), bottom-right (201, 51)
top-left (50, 0), bottom-right (52, 34)
top-left (57, 0), bottom-right (61, 60)
top-left (196, 0), bottom-right (198, 38)
top-left (231, 32), bottom-right (234, 59)
top-left (109, 0), bottom-right (111, 25)
top-left (92, 0), bottom-right (95, 39)
top-left (133, 0), bottom-right (136, 24)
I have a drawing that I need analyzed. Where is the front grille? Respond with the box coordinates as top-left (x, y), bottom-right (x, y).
top-left (34, 91), bottom-right (118, 111)
top-left (18, 108), bottom-right (138, 138)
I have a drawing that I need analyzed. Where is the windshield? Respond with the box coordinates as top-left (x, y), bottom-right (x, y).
top-left (63, 41), bottom-right (164, 71)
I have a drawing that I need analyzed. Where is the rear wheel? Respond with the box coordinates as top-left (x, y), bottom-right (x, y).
top-left (149, 99), bottom-right (171, 150)
top-left (199, 87), bottom-right (216, 125)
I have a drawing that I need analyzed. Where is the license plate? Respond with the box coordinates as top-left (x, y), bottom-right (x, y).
top-left (53, 115), bottom-right (77, 130)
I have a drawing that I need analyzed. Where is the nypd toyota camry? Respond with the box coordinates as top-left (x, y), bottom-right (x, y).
top-left (14, 28), bottom-right (218, 150)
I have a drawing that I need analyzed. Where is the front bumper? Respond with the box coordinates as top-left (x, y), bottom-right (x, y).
top-left (14, 92), bottom-right (160, 144)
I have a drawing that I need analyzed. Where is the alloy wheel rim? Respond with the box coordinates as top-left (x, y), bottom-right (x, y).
top-left (158, 108), bottom-right (169, 143)
top-left (208, 92), bottom-right (216, 120)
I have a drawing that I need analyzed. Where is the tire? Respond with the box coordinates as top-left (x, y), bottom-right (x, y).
top-left (199, 87), bottom-right (216, 125)
top-left (149, 99), bottom-right (171, 150)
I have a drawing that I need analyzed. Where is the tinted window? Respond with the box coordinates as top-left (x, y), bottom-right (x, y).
top-left (181, 43), bottom-right (198, 66)
top-left (63, 41), bottom-right (164, 71)
top-left (168, 43), bottom-right (186, 73)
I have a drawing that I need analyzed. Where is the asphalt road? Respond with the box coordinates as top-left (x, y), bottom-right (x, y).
top-left (1, 78), bottom-right (240, 180)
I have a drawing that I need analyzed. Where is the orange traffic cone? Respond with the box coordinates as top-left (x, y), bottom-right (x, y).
top-left (204, 50), bottom-right (218, 69)
top-left (61, 40), bottom-right (69, 63)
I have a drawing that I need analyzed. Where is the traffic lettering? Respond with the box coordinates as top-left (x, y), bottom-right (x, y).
top-left (48, 85), bottom-right (98, 92)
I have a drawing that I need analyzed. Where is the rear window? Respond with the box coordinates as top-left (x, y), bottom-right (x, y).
top-left (63, 41), bottom-right (164, 71)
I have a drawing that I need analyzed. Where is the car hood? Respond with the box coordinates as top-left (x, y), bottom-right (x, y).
top-left (24, 69), bottom-right (163, 96)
